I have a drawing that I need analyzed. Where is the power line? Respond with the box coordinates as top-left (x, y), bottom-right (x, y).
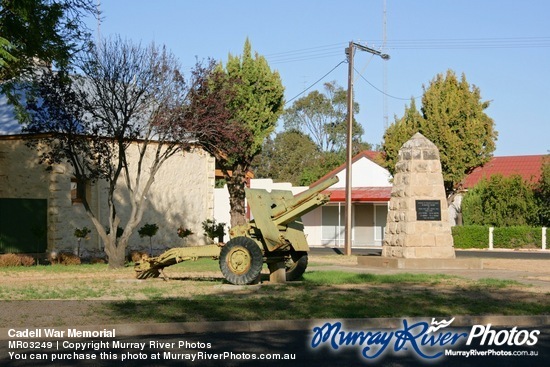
top-left (265, 43), bottom-right (347, 64)
top-left (265, 43), bottom-right (344, 58)
top-left (265, 37), bottom-right (550, 65)
top-left (354, 66), bottom-right (421, 101)
top-left (374, 37), bottom-right (550, 49)
top-left (268, 51), bottom-right (344, 65)
top-left (275, 35), bottom-right (549, 104)
top-left (285, 60), bottom-right (346, 105)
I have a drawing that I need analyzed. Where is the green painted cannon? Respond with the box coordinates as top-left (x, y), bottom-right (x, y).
top-left (134, 176), bottom-right (338, 284)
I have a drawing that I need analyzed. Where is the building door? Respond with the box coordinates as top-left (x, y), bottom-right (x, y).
top-left (0, 198), bottom-right (47, 253)
top-left (354, 204), bottom-right (374, 247)
top-left (374, 204), bottom-right (388, 246)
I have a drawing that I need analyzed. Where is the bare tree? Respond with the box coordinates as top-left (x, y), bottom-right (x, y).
top-left (25, 37), bottom-right (195, 268)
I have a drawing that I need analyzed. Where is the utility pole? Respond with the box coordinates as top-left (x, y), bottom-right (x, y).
top-left (344, 42), bottom-right (355, 256)
top-left (344, 42), bottom-right (389, 256)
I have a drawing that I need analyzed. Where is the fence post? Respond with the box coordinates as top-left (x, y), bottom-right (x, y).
top-left (543, 227), bottom-right (547, 250)
top-left (488, 227), bottom-right (494, 250)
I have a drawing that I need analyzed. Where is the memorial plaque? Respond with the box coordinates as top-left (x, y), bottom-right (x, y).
top-left (415, 200), bottom-right (441, 221)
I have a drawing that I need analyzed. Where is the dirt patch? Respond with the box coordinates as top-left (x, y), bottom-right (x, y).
top-left (481, 258), bottom-right (550, 273)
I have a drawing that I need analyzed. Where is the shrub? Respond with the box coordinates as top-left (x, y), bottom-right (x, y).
top-left (452, 225), bottom-right (544, 249)
top-left (0, 253), bottom-right (35, 267)
top-left (74, 226), bottom-right (91, 239)
top-left (462, 174), bottom-right (538, 226)
top-left (202, 219), bottom-right (226, 242)
top-left (177, 226), bottom-right (193, 239)
top-left (138, 223), bottom-right (158, 255)
top-left (59, 253), bottom-right (81, 265)
top-left (128, 251), bottom-right (149, 263)
top-left (49, 252), bottom-right (81, 265)
top-left (452, 226), bottom-right (489, 249)
top-left (0, 253), bottom-right (23, 267)
top-left (19, 254), bottom-right (36, 266)
top-left (138, 223), bottom-right (159, 238)
top-left (493, 226), bottom-right (542, 249)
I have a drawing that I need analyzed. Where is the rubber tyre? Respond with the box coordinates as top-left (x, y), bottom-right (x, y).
top-left (285, 251), bottom-right (308, 281)
top-left (219, 237), bottom-right (263, 285)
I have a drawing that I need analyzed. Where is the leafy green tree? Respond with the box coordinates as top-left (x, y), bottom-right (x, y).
top-left (0, 36), bottom-right (17, 69)
top-left (211, 39), bottom-right (284, 226)
top-left (382, 70), bottom-right (497, 193)
top-left (0, 0), bottom-right (97, 81)
top-left (381, 98), bottom-right (422, 173)
top-left (299, 151), bottom-right (346, 186)
top-left (462, 174), bottom-right (538, 227)
top-left (252, 130), bottom-right (320, 185)
top-left (268, 80), bottom-right (374, 186)
top-left (253, 129), bottom-right (373, 186)
top-left (138, 223), bottom-right (159, 256)
top-left (535, 155), bottom-right (550, 226)
top-left (283, 81), bottom-right (364, 152)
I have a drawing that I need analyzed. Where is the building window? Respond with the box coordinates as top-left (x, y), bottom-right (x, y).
top-left (71, 178), bottom-right (86, 203)
top-left (322, 205), bottom-right (345, 246)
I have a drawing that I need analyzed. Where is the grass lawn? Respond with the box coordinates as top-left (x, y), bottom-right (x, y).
top-left (0, 257), bottom-right (548, 327)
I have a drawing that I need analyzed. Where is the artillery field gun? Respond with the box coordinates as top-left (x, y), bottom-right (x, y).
top-left (134, 176), bottom-right (338, 284)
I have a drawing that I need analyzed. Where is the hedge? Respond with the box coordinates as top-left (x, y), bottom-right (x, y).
top-left (452, 225), bottom-right (488, 249)
top-left (452, 225), bottom-right (545, 249)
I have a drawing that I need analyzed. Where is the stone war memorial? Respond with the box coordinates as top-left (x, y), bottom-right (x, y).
top-left (359, 132), bottom-right (481, 269)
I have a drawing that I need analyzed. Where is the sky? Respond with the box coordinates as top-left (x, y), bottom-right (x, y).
top-left (87, 0), bottom-right (549, 156)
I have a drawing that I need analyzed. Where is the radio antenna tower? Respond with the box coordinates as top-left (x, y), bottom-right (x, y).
top-left (96, 0), bottom-right (101, 45)
top-left (382, 0), bottom-right (389, 129)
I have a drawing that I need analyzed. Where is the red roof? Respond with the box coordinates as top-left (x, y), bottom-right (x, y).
top-left (324, 187), bottom-right (392, 202)
top-left (463, 155), bottom-right (545, 188)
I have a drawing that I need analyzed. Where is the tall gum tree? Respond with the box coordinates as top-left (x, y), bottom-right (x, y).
top-left (282, 81), bottom-right (363, 153)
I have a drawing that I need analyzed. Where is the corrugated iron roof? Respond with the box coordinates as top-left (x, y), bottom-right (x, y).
top-left (323, 187), bottom-right (392, 202)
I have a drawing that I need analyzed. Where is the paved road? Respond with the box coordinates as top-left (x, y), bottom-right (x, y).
top-left (310, 247), bottom-right (550, 260)
top-left (455, 249), bottom-right (550, 260)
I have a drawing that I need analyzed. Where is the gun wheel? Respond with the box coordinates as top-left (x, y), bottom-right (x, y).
top-left (219, 237), bottom-right (263, 285)
top-left (285, 251), bottom-right (308, 281)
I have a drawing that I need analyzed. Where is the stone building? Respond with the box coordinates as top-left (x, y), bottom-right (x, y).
top-left (0, 133), bottom-right (215, 257)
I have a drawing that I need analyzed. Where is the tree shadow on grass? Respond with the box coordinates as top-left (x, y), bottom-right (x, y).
top-left (103, 280), bottom-right (550, 324)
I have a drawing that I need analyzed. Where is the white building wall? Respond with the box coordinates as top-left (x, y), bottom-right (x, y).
top-left (330, 158), bottom-right (392, 188)
top-left (214, 185), bottom-right (231, 238)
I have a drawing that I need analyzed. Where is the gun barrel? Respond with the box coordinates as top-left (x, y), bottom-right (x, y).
top-left (292, 176), bottom-right (339, 207)
top-left (270, 176), bottom-right (339, 221)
